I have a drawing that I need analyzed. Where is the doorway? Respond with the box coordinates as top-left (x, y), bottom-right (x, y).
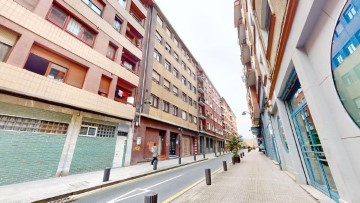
top-left (169, 133), bottom-right (177, 156)
top-left (286, 77), bottom-right (339, 201)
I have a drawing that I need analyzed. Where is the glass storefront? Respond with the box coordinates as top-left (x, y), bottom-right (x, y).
top-left (286, 77), bottom-right (339, 201)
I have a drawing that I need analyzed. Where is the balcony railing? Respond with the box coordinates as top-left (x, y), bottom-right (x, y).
top-left (198, 98), bottom-right (205, 106)
top-left (198, 85), bottom-right (204, 94)
top-left (199, 113), bottom-right (206, 120)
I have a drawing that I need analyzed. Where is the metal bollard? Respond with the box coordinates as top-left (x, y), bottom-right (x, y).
top-left (178, 157), bottom-right (181, 164)
top-left (205, 168), bottom-right (211, 185)
top-left (223, 161), bottom-right (227, 171)
top-left (203, 153), bottom-right (206, 159)
top-left (243, 152), bottom-right (245, 156)
top-left (194, 155), bottom-right (196, 161)
top-left (144, 192), bottom-right (158, 203)
top-left (153, 160), bottom-right (157, 170)
top-left (103, 167), bottom-right (111, 182)
top-left (240, 153), bottom-right (243, 158)
top-left (215, 151), bottom-right (217, 157)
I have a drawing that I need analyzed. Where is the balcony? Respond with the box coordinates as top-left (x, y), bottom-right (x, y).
top-left (234, 0), bottom-right (242, 27)
top-left (197, 73), bottom-right (205, 82)
top-left (238, 23), bottom-right (246, 45)
top-left (198, 85), bottom-right (204, 94)
top-left (130, 1), bottom-right (146, 26)
top-left (199, 113), bottom-right (206, 120)
top-left (244, 65), bottom-right (256, 87)
top-left (114, 77), bottom-right (136, 106)
top-left (126, 24), bottom-right (143, 49)
top-left (198, 97), bottom-right (205, 106)
top-left (241, 44), bottom-right (250, 65)
top-left (121, 48), bottom-right (140, 75)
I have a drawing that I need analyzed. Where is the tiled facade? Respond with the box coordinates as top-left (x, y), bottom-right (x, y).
top-left (0, 0), bottom-right (150, 185)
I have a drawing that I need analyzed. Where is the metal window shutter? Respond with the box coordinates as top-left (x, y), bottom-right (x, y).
top-left (0, 27), bottom-right (18, 46)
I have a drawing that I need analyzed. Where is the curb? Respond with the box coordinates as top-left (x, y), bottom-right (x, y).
top-left (33, 158), bottom-right (209, 203)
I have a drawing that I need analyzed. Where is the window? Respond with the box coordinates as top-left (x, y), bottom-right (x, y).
top-left (181, 62), bottom-right (186, 69)
top-left (173, 106), bottom-right (178, 116)
top-left (80, 121), bottom-right (116, 138)
top-left (174, 52), bottom-right (179, 62)
top-left (163, 101), bottom-right (170, 113)
top-left (193, 117), bottom-right (197, 124)
top-left (187, 67), bottom-right (191, 76)
top-left (0, 27), bottom-right (17, 62)
top-left (98, 75), bottom-right (111, 97)
top-left (152, 70), bottom-right (160, 83)
top-left (174, 38), bottom-right (178, 47)
top-left (165, 43), bottom-right (171, 53)
top-left (188, 97), bottom-right (192, 105)
top-left (277, 116), bottom-right (289, 153)
top-left (0, 114), bottom-right (68, 134)
top-left (151, 94), bottom-right (159, 108)
top-left (24, 46), bottom-right (87, 88)
top-left (14, 0), bottom-right (39, 11)
top-left (164, 79), bottom-right (170, 90)
top-left (106, 43), bottom-right (117, 60)
top-left (47, 5), bottom-right (96, 46)
top-left (157, 15), bottom-right (163, 27)
top-left (154, 49), bottom-right (161, 62)
top-left (187, 81), bottom-right (192, 90)
top-left (113, 16), bottom-right (123, 33)
top-left (194, 101), bottom-right (197, 109)
top-left (181, 76), bottom-right (186, 85)
top-left (336, 54), bottom-right (344, 64)
top-left (344, 5), bottom-right (357, 22)
top-left (118, 0), bottom-right (126, 7)
top-left (173, 85), bottom-right (178, 96)
top-left (165, 60), bottom-right (171, 71)
top-left (193, 87), bottom-right (197, 94)
top-left (189, 114), bottom-right (193, 123)
top-left (155, 31), bottom-right (162, 43)
top-left (182, 93), bottom-right (187, 102)
top-left (347, 43), bottom-right (356, 54)
top-left (182, 111), bottom-right (187, 120)
top-left (165, 27), bottom-right (171, 36)
top-left (82, 0), bottom-right (104, 16)
top-left (172, 68), bottom-right (179, 78)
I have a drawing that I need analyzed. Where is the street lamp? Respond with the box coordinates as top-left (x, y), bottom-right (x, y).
top-left (241, 111), bottom-right (252, 117)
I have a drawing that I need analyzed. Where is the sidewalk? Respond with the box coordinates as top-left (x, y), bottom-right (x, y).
top-left (172, 151), bottom-right (319, 203)
top-left (0, 153), bottom-right (223, 203)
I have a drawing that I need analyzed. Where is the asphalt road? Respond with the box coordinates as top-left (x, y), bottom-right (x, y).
top-left (70, 153), bottom-right (233, 203)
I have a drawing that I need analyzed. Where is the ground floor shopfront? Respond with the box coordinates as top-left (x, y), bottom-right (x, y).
top-left (130, 116), bottom-right (199, 164)
top-left (0, 94), bottom-right (132, 186)
top-left (198, 132), bottom-right (225, 155)
top-left (260, 1), bottom-right (360, 202)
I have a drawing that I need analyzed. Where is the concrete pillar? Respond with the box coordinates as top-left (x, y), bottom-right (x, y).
top-left (56, 113), bottom-right (83, 176)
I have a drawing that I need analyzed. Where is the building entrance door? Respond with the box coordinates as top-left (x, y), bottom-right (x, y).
top-left (286, 77), bottom-right (339, 201)
top-left (169, 133), bottom-right (177, 156)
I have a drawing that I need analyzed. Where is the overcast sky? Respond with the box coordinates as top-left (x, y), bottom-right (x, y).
top-left (155, 0), bottom-right (253, 139)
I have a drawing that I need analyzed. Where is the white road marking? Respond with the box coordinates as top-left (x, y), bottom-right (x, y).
top-left (106, 175), bottom-right (182, 203)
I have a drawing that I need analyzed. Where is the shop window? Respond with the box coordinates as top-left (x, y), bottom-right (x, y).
top-left (82, 0), bottom-right (104, 16)
top-left (98, 75), bottom-right (111, 97)
top-left (47, 5), bottom-right (96, 46)
top-left (80, 121), bottom-right (116, 138)
top-left (277, 116), bottom-right (289, 153)
top-left (24, 46), bottom-right (87, 88)
top-left (332, 1), bottom-right (360, 128)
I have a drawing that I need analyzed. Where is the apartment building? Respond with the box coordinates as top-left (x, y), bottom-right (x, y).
top-left (131, 3), bottom-right (199, 164)
top-left (220, 97), bottom-right (237, 137)
top-left (0, 0), bottom-right (151, 185)
top-left (235, 0), bottom-right (360, 202)
top-left (197, 66), bottom-right (225, 154)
